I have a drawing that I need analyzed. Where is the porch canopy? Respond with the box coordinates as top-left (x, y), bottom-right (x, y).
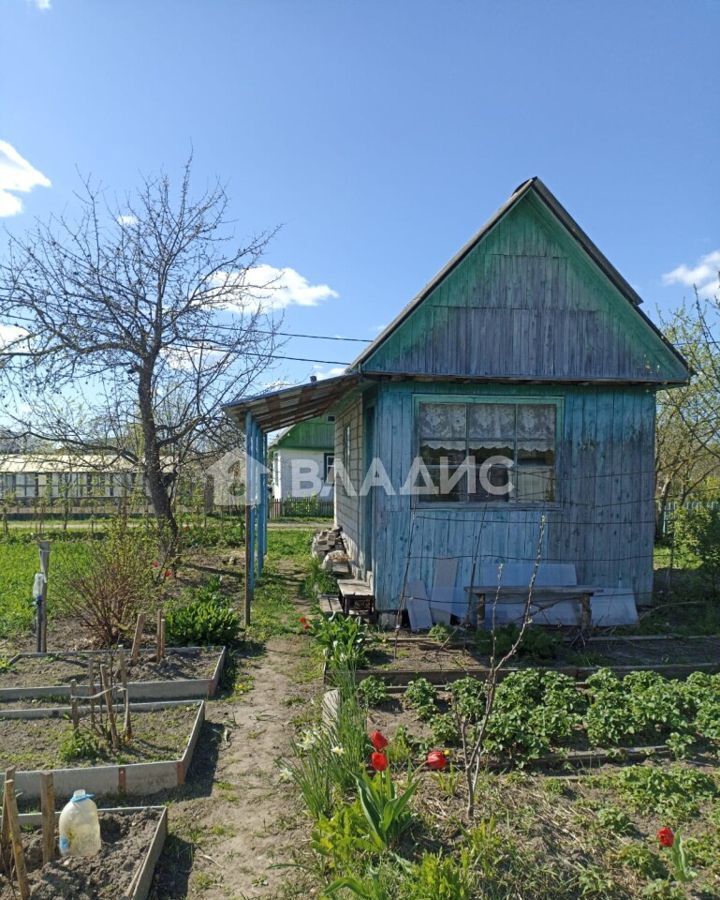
top-left (223, 373), bottom-right (360, 610)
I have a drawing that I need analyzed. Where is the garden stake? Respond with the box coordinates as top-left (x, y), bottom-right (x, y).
top-left (99, 664), bottom-right (120, 750)
top-left (119, 650), bottom-right (128, 692)
top-left (88, 658), bottom-right (96, 728)
top-left (160, 617), bottom-right (166, 660)
top-left (0, 766), bottom-right (16, 876)
top-left (122, 686), bottom-right (132, 740)
top-left (70, 679), bottom-right (80, 731)
top-left (156, 610), bottom-right (162, 661)
top-left (39, 772), bottom-right (55, 865)
top-left (3, 778), bottom-right (30, 899)
top-left (130, 613), bottom-right (145, 663)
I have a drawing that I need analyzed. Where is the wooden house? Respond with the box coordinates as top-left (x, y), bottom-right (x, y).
top-left (226, 178), bottom-right (689, 616)
top-left (269, 415), bottom-right (335, 500)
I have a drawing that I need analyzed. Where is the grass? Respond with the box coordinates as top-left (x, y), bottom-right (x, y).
top-left (247, 527), bottom-right (316, 641)
top-left (0, 541), bottom-right (94, 636)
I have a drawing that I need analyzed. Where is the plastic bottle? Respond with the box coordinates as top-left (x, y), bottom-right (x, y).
top-left (58, 789), bottom-right (102, 857)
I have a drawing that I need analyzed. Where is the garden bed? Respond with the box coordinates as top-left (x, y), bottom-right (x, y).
top-left (0, 647), bottom-right (226, 703)
top-left (1, 806), bottom-right (167, 899)
top-left (0, 700), bottom-right (204, 799)
top-left (359, 666), bottom-right (720, 769)
top-left (355, 633), bottom-right (720, 685)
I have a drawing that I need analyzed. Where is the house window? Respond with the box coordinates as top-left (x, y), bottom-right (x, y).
top-left (324, 453), bottom-right (335, 483)
top-left (418, 401), bottom-right (556, 503)
top-left (15, 473), bottom-right (39, 499)
top-left (326, 415), bottom-right (336, 422)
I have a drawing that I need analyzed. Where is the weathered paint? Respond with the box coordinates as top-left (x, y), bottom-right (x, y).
top-left (358, 381), bottom-right (657, 610)
top-left (361, 192), bottom-right (687, 384)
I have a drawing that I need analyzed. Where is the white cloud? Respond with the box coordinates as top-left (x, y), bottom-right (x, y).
top-left (0, 140), bottom-right (51, 217)
top-left (663, 249), bottom-right (720, 300)
top-left (0, 324), bottom-right (30, 350)
top-left (32, 0), bottom-right (51, 9)
top-left (211, 264), bottom-right (339, 312)
top-left (117, 214), bottom-right (138, 226)
top-left (312, 365), bottom-right (347, 380)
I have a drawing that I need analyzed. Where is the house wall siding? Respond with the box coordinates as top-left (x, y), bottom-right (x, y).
top-left (364, 193), bottom-right (687, 383)
top-left (272, 449), bottom-right (332, 500)
top-left (367, 381), bottom-right (656, 611)
top-left (334, 393), bottom-right (364, 569)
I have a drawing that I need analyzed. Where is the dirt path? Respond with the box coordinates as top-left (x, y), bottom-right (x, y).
top-left (152, 635), bottom-right (319, 899)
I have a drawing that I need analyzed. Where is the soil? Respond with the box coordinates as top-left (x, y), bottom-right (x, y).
top-left (362, 633), bottom-right (720, 677)
top-left (0, 649), bottom-right (221, 690)
top-left (0, 809), bottom-right (161, 899)
top-left (0, 705), bottom-right (199, 771)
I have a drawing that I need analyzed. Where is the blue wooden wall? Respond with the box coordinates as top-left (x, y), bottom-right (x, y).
top-left (361, 381), bottom-right (657, 610)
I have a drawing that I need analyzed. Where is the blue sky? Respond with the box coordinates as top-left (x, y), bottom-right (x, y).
top-left (1, 0), bottom-right (718, 387)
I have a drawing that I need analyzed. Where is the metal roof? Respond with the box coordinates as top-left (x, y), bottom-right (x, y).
top-left (224, 373), bottom-right (361, 432)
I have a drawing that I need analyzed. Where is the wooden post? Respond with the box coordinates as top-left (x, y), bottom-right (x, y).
top-left (88, 658), bottom-right (96, 728)
top-left (244, 502), bottom-right (251, 628)
top-left (37, 540), bottom-right (50, 653)
top-left (3, 779), bottom-right (30, 899)
top-left (130, 613), bottom-right (145, 664)
top-left (99, 665), bottom-right (119, 750)
top-left (122, 687), bottom-right (132, 741)
top-left (155, 610), bottom-right (163, 662)
top-left (39, 772), bottom-right (55, 865)
top-left (0, 766), bottom-right (16, 876)
top-left (160, 617), bottom-right (166, 660)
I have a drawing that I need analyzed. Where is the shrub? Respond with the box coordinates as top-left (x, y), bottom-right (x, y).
top-left (673, 503), bottom-right (720, 594)
top-left (475, 624), bottom-right (561, 661)
top-left (55, 519), bottom-right (160, 646)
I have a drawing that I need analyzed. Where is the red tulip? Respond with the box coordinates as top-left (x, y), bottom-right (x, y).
top-left (164, 570), bottom-right (172, 578)
top-left (299, 616), bottom-right (310, 630)
top-left (370, 752), bottom-right (388, 772)
top-left (657, 827), bottom-right (675, 848)
top-left (426, 750), bottom-right (448, 770)
top-left (370, 731), bottom-right (388, 751)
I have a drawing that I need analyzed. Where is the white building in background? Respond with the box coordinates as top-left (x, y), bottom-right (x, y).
top-left (270, 415), bottom-right (335, 500)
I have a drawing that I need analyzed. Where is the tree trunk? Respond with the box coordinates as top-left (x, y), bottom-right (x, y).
top-left (137, 370), bottom-right (178, 551)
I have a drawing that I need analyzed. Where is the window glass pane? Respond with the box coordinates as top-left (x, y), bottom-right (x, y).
top-left (424, 465), bottom-right (464, 502)
top-left (517, 440), bottom-right (555, 465)
top-left (468, 462), bottom-right (511, 502)
top-left (419, 403), bottom-right (466, 439)
top-left (467, 404), bottom-right (515, 440)
top-left (516, 466), bottom-right (555, 502)
top-left (468, 443), bottom-right (514, 465)
top-left (420, 440), bottom-right (465, 466)
top-left (517, 404), bottom-right (555, 440)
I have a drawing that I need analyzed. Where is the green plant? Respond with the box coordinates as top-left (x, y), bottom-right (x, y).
top-left (312, 800), bottom-right (371, 874)
top-left (308, 613), bottom-right (370, 670)
top-left (613, 844), bottom-right (666, 880)
top-left (611, 765), bottom-right (718, 822)
top-left (434, 765), bottom-right (462, 798)
top-left (640, 881), bottom-right (685, 900)
top-left (428, 623), bottom-right (454, 643)
top-left (575, 863), bottom-right (619, 898)
top-left (0, 655), bottom-right (13, 673)
top-left (429, 712), bottom-right (460, 746)
top-left (403, 678), bottom-right (438, 721)
top-left (357, 676), bottom-right (389, 707)
top-left (58, 725), bottom-right (102, 762)
top-left (283, 729), bottom-right (335, 820)
top-left (387, 725), bottom-right (415, 766)
top-left (474, 624), bottom-right (561, 661)
top-left (596, 804), bottom-right (634, 836)
top-left (165, 599), bottom-right (241, 646)
top-left (399, 850), bottom-right (476, 899)
top-left (353, 769), bottom-right (416, 850)
top-left (673, 503), bottom-right (720, 595)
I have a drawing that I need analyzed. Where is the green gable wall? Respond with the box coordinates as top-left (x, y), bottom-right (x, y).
top-left (361, 192), bottom-right (687, 384)
top-left (273, 416), bottom-right (335, 451)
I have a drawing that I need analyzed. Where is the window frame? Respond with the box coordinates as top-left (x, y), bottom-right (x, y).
top-left (413, 395), bottom-right (562, 509)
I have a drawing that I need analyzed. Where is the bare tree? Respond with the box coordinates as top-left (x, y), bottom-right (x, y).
top-left (656, 295), bottom-right (720, 534)
top-left (0, 159), bottom-right (279, 550)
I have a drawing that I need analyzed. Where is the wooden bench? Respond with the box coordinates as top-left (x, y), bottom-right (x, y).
top-left (467, 584), bottom-right (597, 634)
top-left (337, 579), bottom-right (375, 616)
